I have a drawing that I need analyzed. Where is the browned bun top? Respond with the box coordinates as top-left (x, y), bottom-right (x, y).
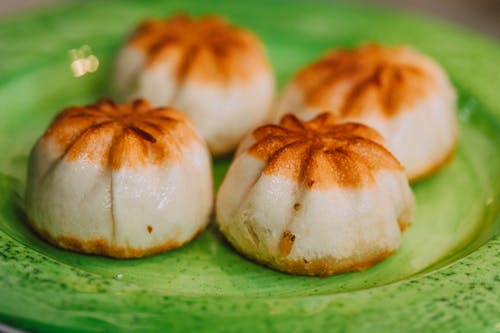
top-left (295, 44), bottom-right (438, 117)
top-left (41, 99), bottom-right (200, 169)
top-left (127, 14), bottom-right (270, 82)
top-left (247, 113), bottom-right (403, 189)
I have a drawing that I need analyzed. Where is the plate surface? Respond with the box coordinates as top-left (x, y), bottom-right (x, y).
top-left (0, 1), bottom-right (499, 332)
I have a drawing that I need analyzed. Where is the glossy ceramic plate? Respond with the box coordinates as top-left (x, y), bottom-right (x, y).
top-left (0, 1), bottom-right (499, 332)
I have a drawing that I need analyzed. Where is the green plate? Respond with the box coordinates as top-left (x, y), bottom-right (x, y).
top-left (0, 1), bottom-right (499, 332)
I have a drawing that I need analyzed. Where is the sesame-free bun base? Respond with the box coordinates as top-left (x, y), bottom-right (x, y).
top-left (220, 215), bottom-right (412, 277)
top-left (33, 224), bottom-right (206, 259)
top-left (224, 232), bottom-right (399, 277)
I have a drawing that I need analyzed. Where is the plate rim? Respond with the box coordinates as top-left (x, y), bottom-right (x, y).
top-left (0, 1), bottom-right (499, 332)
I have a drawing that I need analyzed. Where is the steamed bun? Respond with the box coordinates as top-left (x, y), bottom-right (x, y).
top-left (114, 14), bottom-right (274, 155)
top-left (217, 113), bottom-right (415, 276)
top-left (26, 99), bottom-right (213, 258)
top-left (275, 44), bottom-right (458, 181)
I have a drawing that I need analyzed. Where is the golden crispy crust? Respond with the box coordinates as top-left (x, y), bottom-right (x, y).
top-left (247, 113), bottom-right (403, 189)
top-left (228, 234), bottom-right (396, 277)
top-left (127, 14), bottom-right (270, 82)
top-left (294, 44), bottom-right (437, 117)
top-left (280, 230), bottom-right (295, 256)
top-left (33, 224), bottom-right (207, 259)
top-left (398, 219), bottom-right (412, 232)
top-left (41, 98), bottom-right (200, 170)
top-left (223, 216), bottom-right (412, 277)
top-left (277, 248), bottom-right (395, 277)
